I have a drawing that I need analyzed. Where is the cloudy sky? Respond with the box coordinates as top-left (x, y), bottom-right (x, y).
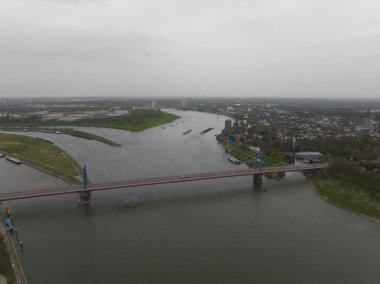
top-left (1, 0), bottom-right (380, 98)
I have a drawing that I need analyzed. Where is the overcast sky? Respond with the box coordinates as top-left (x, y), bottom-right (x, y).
top-left (1, 0), bottom-right (380, 98)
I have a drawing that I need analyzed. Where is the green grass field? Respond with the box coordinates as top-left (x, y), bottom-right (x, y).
top-left (55, 128), bottom-right (120, 147)
top-left (0, 112), bottom-right (180, 132)
top-left (91, 112), bottom-right (180, 131)
top-left (0, 134), bottom-right (82, 184)
top-left (309, 174), bottom-right (380, 220)
top-left (132, 112), bottom-right (180, 131)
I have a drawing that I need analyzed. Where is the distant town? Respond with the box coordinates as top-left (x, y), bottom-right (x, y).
top-left (2, 96), bottom-right (379, 161)
top-left (2, 97), bottom-right (380, 137)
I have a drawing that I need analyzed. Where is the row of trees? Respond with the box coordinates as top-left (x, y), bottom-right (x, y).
top-left (297, 136), bottom-right (380, 161)
top-left (245, 129), bottom-right (380, 162)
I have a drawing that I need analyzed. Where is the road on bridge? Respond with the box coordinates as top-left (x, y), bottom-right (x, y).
top-left (0, 164), bottom-right (327, 202)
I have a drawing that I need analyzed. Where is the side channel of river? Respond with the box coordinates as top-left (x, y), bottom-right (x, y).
top-left (1, 110), bottom-right (380, 284)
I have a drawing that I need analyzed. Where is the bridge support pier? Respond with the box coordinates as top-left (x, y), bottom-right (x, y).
top-left (253, 174), bottom-right (263, 186)
top-left (80, 165), bottom-right (91, 204)
top-left (253, 152), bottom-right (263, 187)
top-left (79, 191), bottom-right (91, 203)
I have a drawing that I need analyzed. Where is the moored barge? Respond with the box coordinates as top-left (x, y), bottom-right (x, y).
top-left (6, 156), bottom-right (22, 165)
top-left (199, 128), bottom-right (214, 135)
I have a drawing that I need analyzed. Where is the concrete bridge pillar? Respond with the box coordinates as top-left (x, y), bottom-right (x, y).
top-left (253, 174), bottom-right (263, 186)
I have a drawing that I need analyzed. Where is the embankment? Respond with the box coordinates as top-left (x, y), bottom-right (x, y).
top-left (0, 213), bottom-right (28, 283)
top-left (308, 174), bottom-right (380, 223)
top-left (0, 134), bottom-right (82, 184)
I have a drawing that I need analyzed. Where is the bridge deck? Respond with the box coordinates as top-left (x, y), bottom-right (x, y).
top-left (0, 164), bottom-right (327, 202)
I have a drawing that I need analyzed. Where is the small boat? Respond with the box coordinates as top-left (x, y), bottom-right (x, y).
top-left (228, 157), bottom-right (241, 165)
top-left (183, 129), bottom-right (192, 135)
top-left (0, 153), bottom-right (5, 158)
top-left (6, 156), bottom-right (22, 165)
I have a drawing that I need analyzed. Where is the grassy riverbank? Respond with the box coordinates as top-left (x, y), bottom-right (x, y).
top-left (309, 172), bottom-right (380, 221)
top-left (89, 112), bottom-right (180, 131)
top-left (3, 128), bottom-right (121, 147)
top-left (0, 111), bottom-right (180, 132)
top-left (0, 234), bottom-right (16, 283)
top-left (48, 128), bottom-right (120, 147)
top-left (222, 141), bottom-right (283, 167)
top-left (0, 133), bottom-right (82, 184)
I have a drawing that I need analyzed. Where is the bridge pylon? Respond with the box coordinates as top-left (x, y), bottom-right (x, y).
top-left (254, 152), bottom-right (263, 171)
top-left (253, 152), bottom-right (263, 186)
top-left (79, 165), bottom-right (91, 204)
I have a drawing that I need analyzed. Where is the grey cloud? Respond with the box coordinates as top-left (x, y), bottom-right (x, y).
top-left (0, 30), bottom-right (170, 61)
top-left (1, 0), bottom-right (380, 97)
top-left (39, 0), bottom-right (104, 4)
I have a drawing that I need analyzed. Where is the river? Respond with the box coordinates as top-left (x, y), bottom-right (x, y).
top-left (1, 110), bottom-right (380, 284)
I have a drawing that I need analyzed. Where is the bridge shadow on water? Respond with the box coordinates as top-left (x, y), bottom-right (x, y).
top-left (115, 184), bottom-right (264, 212)
top-left (6, 171), bottom-right (303, 221)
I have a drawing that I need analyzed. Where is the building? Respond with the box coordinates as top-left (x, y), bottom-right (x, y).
top-left (284, 151), bottom-right (323, 163)
top-left (224, 119), bottom-right (233, 135)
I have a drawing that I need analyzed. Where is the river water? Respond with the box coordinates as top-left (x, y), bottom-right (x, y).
top-left (1, 110), bottom-right (380, 284)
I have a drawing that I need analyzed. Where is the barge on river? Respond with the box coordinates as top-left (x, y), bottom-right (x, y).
top-left (6, 156), bottom-right (22, 165)
top-left (228, 157), bottom-right (241, 165)
top-left (199, 128), bottom-right (214, 135)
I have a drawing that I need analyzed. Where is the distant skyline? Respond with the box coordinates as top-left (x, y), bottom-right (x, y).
top-left (1, 0), bottom-right (380, 98)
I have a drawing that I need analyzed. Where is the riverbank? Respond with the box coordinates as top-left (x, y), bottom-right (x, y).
top-left (0, 213), bottom-right (27, 283)
top-left (0, 233), bottom-right (16, 283)
top-left (0, 134), bottom-right (82, 184)
top-left (220, 140), bottom-right (284, 167)
top-left (2, 128), bottom-right (121, 147)
top-left (0, 111), bottom-right (180, 132)
top-left (308, 174), bottom-right (380, 223)
top-left (51, 128), bottom-right (120, 147)
top-left (92, 111), bottom-right (181, 131)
